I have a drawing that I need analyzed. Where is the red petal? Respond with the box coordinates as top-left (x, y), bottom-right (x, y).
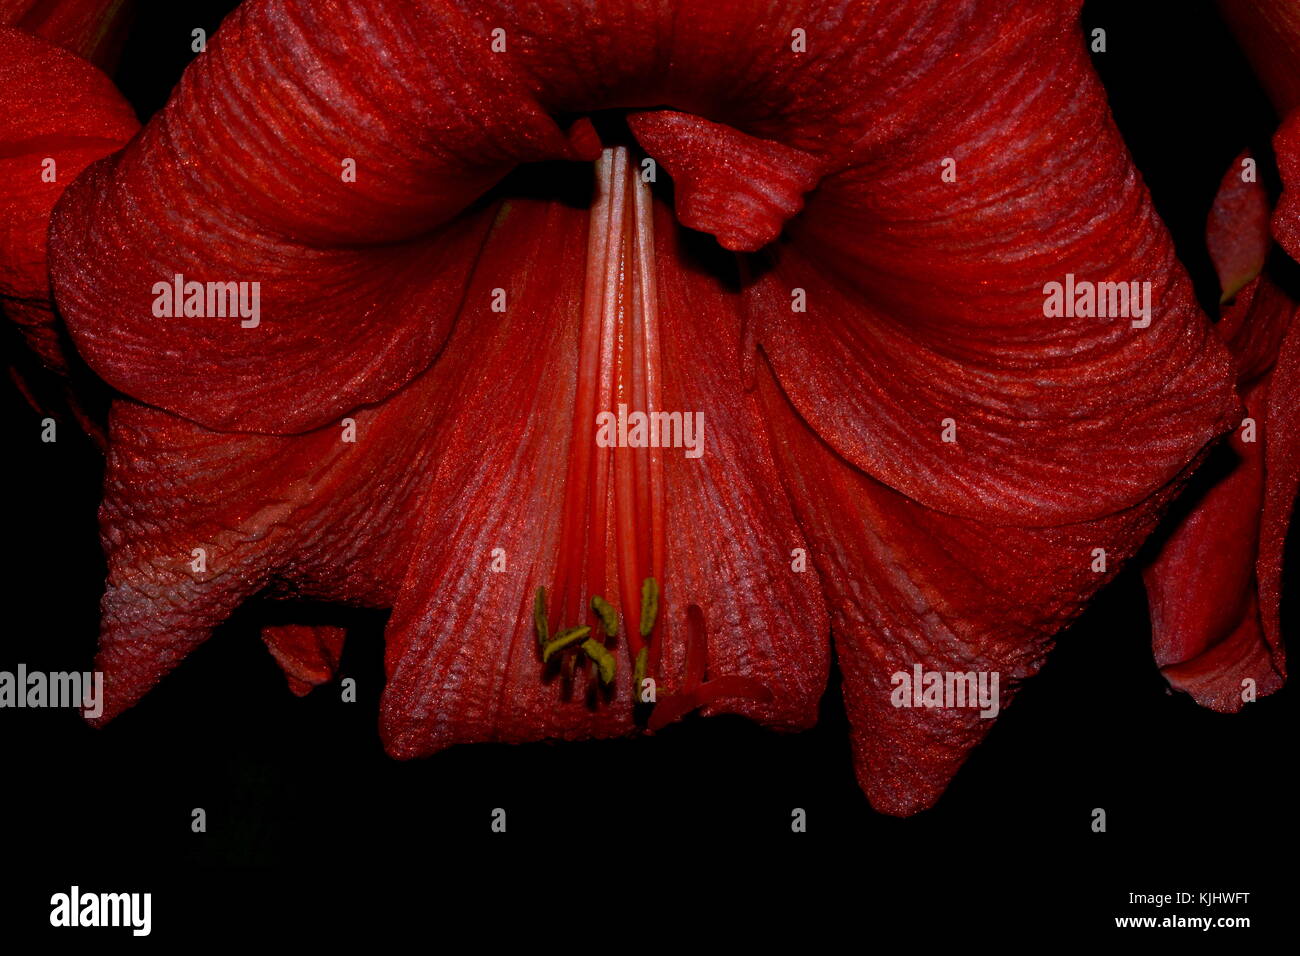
top-left (1157, 592), bottom-right (1279, 709)
top-left (1206, 150), bottom-right (1271, 302)
top-left (627, 110), bottom-right (822, 252)
top-left (0, 26), bottom-right (136, 370)
top-left (758, 362), bottom-right (1200, 815)
top-left (752, 8), bottom-right (1238, 526)
top-left (1141, 377), bottom-right (1281, 710)
top-left (1258, 304), bottom-right (1300, 665)
top-left (1271, 108), bottom-right (1300, 261)
top-left (649, 202), bottom-right (827, 731)
top-left (87, 355), bottom-right (449, 723)
top-left (1218, 276), bottom-right (1295, 384)
top-left (1142, 145), bottom-right (1297, 709)
top-left (262, 624), bottom-right (346, 697)
top-left (48, 0), bottom-right (596, 433)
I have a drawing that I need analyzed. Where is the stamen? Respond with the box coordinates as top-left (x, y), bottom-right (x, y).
top-left (542, 626), bottom-right (592, 663)
top-left (533, 587), bottom-right (549, 647)
top-left (591, 595), bottom-right (619, 638)
top-left (639, 577), bottom-right (659, 637)
top-left (581, 639), bottom-right (617, 685)
top-left (632, 647), bottom-right (649, 701)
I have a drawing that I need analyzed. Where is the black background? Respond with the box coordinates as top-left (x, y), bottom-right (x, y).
top-left (2, 0), bottom-right (1294, 940)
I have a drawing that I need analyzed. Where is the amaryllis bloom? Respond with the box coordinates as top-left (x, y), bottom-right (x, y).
top-left (0, 0), bottom-right (1288, 818)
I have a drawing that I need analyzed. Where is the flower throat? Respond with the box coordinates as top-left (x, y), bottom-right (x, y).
top-left (534, 147), bottom-right (667, 706)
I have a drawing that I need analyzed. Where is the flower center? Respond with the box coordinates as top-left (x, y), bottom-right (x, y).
top-left (534, 146), bottom-right (667, 702)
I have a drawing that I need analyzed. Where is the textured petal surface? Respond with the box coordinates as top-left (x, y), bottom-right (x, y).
top-left (650, 207), bottom-right (828, 731)
top-left (753, 3), bottom-right (1238, 525)
top-left (1143, 285), bottom-right (1295, 708)
top-left (759, 363), bottom-right (1198, 814)
top-left (89, 354), bottom-right (451, 723)
top-left (49, 0), bottom-right (599, 433)
top-left (627, 110), bottom-right (823, 252)
top-left (1142, 384), bottom-right (1278, 710)
top-left (1272, 109), bottom-right (1300, 261)
top-left (1207, 150), bottom-right (1271, 302)
top-left (1259, 307), bottom-right (1300, 663)
top-left (0, 26), bottom-right (136, 370)
top-left (381, 193), bottom-right (827, 755)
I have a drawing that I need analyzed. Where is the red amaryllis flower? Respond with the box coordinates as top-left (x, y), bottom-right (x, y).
top-left (2, 0), bottom-right (1276, 817)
